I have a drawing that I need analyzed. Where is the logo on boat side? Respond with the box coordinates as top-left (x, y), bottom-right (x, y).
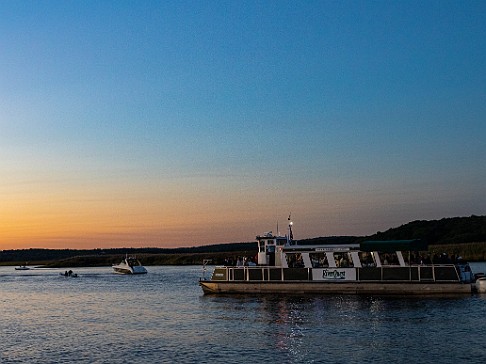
top-left (322, 269), bottom-right (346, 279)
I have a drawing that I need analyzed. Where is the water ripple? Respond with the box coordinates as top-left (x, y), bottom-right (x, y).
top-left (1, 264), bottom-right (486, 363)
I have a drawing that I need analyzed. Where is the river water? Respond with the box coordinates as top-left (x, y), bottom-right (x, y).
top-left (1, 262), bottom-right (486, 363)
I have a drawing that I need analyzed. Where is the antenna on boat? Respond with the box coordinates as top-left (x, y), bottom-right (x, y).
top-left (202, 259), bottom-right (212, 280)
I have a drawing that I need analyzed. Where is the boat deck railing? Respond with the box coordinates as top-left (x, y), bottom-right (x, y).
top-left (210, 264), bottom-right (463, 283)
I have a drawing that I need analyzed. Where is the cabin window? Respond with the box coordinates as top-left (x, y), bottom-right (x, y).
top-left (309, 252), bottom-right (329, 268)
top-left (333, 252), bottom-right (354, 268)
top-left (358, 252), bottom-right (376, 267)
top-left (286, 253), bottom-right (305, 268)
top-left (276, 238), bottom-right (286, 246)
top-left (378, 252), bottom-right (399, 266)
top-left (258, 240), bottom-right (265, 253)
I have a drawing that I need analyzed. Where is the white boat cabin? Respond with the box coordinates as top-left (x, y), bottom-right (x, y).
top-left (254, 232), bottom-right (474, 283)
top-left (256, 232), bottom-right (420, 269)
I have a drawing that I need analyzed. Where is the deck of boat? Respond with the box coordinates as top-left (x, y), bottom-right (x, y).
top-left (199, 280), bottom-right (473, 295)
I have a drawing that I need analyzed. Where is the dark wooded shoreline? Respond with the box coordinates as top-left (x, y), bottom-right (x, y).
top-left (3, 216), bottom-right (485, 267)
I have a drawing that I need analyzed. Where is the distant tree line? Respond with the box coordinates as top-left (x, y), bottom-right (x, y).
top-left (1, 215), bottom-right (485, 265)
top-left (293, 216), bottom-right (486, 246)
top-left (367, 215), bottom-right (486, 244)
top-left (0, 243), bottom-right (256, 265)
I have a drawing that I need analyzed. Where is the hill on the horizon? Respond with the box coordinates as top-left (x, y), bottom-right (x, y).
top-left (296, 216), bottom-right (486, 246)
top-left (366, 215), bottom-right (486, 244)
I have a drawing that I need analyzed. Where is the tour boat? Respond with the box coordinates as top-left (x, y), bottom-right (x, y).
top-left (199, 219), bottom-right (481, 295)
top-left (112, 255), bottom-right (148, 274)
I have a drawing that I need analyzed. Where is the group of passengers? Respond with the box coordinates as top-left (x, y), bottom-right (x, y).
top-left (433, 253), bottom-right (458, 264)
top-left (286, 253), bottom-right (305, 268)
top-left (222, 251), bottom-right (467, 268)
top-left (408, 252), bottom-right (462, 265)
top-left (336, 253), bottom-right (354, 268)
top-left (310, 253), bottom-right (329, 268)
top-left (62, 270), bottom-right (77, 277)
top-left (380, 253), bottom-right (400, 265)
top-left (408, 253), bottom-right (431, 265)
top-left (223, 256), bottom-right (257, 267)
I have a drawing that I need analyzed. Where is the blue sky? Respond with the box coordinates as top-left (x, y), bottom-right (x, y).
top-left (1, 0), bottom-right (485, 249)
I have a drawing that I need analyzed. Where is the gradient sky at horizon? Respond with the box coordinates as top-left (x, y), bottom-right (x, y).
top-left (1, 0), bottom-right (485, 249)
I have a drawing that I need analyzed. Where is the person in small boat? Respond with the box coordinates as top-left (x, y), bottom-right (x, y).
top-left (64, 271), bottom-right (69, 277)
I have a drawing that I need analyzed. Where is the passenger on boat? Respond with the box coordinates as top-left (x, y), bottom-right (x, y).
top-left (359, 252), bottom-right (375, 267)
top-left (286, 253), bottom-right (305, 268)
top-left (421, 254), bottom-right (432, 264)
top-left (320, 256), bottom-right (329, 267)
top-left (409, 252), bottom-right (420, 265)
top-left (310, 253), bottom-right (329, 268)
top-left (339, 255), bottom-right (350, 268)
top-left (380, 252), bottom-right (399, 266)
top-left (334, 252), bottom-right (353, 268)
top-left (224, 257), bottom-right (236, 266)
top-left (243, 256), bottom-right (257, 266)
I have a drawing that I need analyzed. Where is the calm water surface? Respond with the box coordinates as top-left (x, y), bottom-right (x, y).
top-left (1, 263), bottom-right (486, 363)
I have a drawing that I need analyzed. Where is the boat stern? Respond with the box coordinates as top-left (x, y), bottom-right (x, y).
top-left (132, 266), bottom-right (148, 274)
top-left (475, 277), bottom-right (486, 294)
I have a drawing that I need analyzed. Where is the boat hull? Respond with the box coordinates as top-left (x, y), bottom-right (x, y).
top-left (112, 267), bottom-right (147, 274)
top-left (113, 267), bottom-right (133, 274)
top-left (199, 280), bottom-right (473, 295)
top-left (112, 257), bottom-right (147, 274)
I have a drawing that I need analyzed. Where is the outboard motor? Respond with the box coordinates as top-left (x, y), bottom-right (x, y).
top-left (476, 277), bottom-right (486, 294)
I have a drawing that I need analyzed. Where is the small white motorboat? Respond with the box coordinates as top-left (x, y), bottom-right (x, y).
top-left (15, 264), bottom-right (30, 271)
top-left (112, 255), bottom-right (147, 274)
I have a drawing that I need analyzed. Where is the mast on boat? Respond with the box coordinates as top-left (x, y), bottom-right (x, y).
top-left (287, 213), bottom-right (294, 245)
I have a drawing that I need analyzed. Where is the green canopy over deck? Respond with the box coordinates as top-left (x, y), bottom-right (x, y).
top-left (360, 239), bottom-right (428, 252)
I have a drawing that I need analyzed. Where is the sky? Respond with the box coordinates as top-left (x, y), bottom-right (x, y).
top-left (1, 0), bottom-right (485, 250)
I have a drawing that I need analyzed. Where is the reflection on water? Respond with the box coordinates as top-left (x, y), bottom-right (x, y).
top-left (1, 264), bottom-right (486, 363)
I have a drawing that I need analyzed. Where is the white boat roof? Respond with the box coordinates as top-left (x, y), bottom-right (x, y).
top-left (284, 244), bottom-right (360, 251)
